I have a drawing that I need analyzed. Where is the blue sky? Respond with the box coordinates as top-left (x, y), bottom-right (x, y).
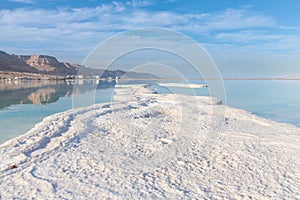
top-left (0, 0), bottom-right (300, 77)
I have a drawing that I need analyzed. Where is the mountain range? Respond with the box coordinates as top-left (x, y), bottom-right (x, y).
top-left (0, 50), bottom-right (79, 76)
top-left (0, 50), bottom-right (157, 79)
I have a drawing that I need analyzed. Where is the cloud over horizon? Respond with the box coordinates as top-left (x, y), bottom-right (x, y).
top-left (0, 0), bottom-right (299, 76)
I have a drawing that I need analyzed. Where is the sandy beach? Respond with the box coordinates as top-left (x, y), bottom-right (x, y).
top-left (0, 84), bottom-right (299, 199)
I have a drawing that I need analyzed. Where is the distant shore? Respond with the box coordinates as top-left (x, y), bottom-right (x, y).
top-left (0, 71), bottom-right (65, 80)
top-left (0, 71), bottom-right (120, 81)
top-left (1, 71), bottom-right (300, 82)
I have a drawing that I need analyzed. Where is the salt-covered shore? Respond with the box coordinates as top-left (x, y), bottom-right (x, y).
top-left (0, 84), bottom-right (300, 199)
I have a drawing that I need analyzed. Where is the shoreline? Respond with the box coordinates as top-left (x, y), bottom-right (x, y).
top-left (1, 70), bottom-right (300, 81)
top-left (1, 83), bottom-right (299, 147)
top-left (0, 84), bottom-right (300, 199)
top-left (1, 80), bottom-right (300, 145)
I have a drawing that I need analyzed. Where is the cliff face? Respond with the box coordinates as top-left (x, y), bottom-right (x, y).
top-left (0, 51), bottom-right (39, 74)
top-left (19, 55), bottom-right (57, 72)
top-left (0, 51), bottom-right (79, 76)
top-left (0, 50), bottom-right (158, 79)
top-left (19, 55), bottom-right (79, 75)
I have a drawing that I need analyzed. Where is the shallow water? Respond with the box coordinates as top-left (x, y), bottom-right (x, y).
top-left (0, 80), bottom-right (115, 144)
top-left (152, 80), bottom-right (300, 127)
top-left (0, 79), bottom-right (299, 144)
top-left (224, 80), bottom-right (300, 127)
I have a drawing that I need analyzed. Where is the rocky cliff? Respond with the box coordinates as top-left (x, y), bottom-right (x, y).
top-left (0, 50), bottom-right (158, 79)
top-left (0, 51), bottom-right (79, 76)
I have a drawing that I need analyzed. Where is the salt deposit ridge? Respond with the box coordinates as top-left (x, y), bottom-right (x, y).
top-left (0, 84), bottom-right (299, 199)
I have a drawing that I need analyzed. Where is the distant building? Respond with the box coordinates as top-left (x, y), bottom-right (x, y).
top-left (66, 75), bottom-right (77, 79)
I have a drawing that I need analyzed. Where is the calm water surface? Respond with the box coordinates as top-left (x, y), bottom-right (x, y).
top-left (0, 80), bottom-right (115, 144)
top-left (153, 80), bottom-right (300, 127)
top-left (0, 79), bottom-right (299, 144)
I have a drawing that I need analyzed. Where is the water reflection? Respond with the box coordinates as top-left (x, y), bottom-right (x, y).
top-left (0, 79), bottom-right (117, 109)
top-left (0, 79), bottom-right (118, 144)
top-left (27, 88), bottom-right (57, 105)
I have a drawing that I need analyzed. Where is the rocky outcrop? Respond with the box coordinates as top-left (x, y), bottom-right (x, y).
top-left (19, 55), bottom-right (57, 72)
top-left (0, 51), bottom-right (39, 74)
top-left (19, 55), bottom-right (79, 75)
top-left (0, 51), bottom-right (79, 76)
top-left (0, 50), bottom-right (158, 79)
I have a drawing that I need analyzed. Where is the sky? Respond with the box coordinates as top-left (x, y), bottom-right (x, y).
top-left (0, 0), bottom-right (300, 77)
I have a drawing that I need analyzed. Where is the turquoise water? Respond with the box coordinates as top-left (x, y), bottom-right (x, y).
top-left (153, 80), bottom-right (300, 127)
top-left (0, 80), bottom-right (115, 144)
top-left (224, 80), bottom-right (300, 127)
top-left (0, 80), bottom-right (299, 144)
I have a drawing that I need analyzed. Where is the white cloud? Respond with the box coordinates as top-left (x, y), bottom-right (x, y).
top-left (0, 1), bottom-right (299, 72)
top-left (112, 1), bottom-right (126, 12)
top-left (205, 9), bottom-right (274, 30)
top-left (126, 0), bottom-right (153, 7)
top-left (0, 6), bottom-right (276, 34)
top-left (171, 8), bottom-right (275, 34)
top-left (216, 31), bottom-right (282, 42)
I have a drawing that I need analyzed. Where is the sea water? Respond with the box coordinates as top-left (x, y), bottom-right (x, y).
top-left (0, 79), bottom-right (299, 144)
top-left (0, 80), bottom-right (115, 144)
top-left (153, 80), bottom-right (300, 127)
